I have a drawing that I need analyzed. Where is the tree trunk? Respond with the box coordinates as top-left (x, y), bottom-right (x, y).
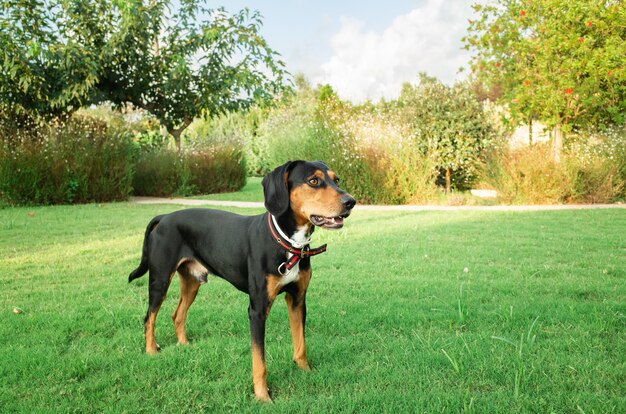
top-left (553, 123), bottom-right (563, 164)
top-left (167, 118), bottom-right (192, 154)
top-left (445, 167), bottom-right (451, 194)
top-left (528, 117), bottom-right (533, 146)
top-left (170, 129), bottom-right (182, 153)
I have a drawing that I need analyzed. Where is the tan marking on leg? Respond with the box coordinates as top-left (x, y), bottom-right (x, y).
top-left (145, 311), bottom-right (159, 355)
top-left (251, 342), bottom-right (271, 402)
top-left (287, 268), bottom-right (312, 370)
top-left (172, 269), bottom-right (201, 345)
top-left (145, 272), bottom-right (175, 355)
top-left (265, 274), bottom-right (282, 316)
top-left (285, 293), bottom-right (310, 371)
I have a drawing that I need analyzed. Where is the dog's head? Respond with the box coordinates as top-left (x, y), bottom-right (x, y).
top-left (262, 160), bottom-right (356, 229)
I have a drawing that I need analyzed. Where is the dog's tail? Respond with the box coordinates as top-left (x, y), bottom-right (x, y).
top-left (128, 215), bottom-right (164, 283)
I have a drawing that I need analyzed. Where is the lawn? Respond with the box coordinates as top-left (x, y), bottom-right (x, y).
top-left (193, 177), bottom-right (264, 202)
top-left (0, 202), bottom-right (624, 413)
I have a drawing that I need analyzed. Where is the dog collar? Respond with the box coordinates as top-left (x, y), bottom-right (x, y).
top-left (267, 213), bottom-right (327, 275)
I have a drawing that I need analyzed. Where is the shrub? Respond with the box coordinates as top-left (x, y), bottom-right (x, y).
top-left (563, 127), bottom-right (626, 202)
top-left (185, 107), bottom-right (267, 176)
top-left (397, 75), bottom-right (503, 192)
top-left (0, 115), bottom-right (134, 205)
top-left (321, 99), bottom-right (438, 204)
top-left (133, 127), bottom-right (247, 197)
top-left (563, 155), bottom-right (623, 203)
top-left (255, 89), bottom-right (320, 173)
top-left (483, 144), bottom-right (568, 204)
top-left (482, 138), bottom-right (625, 204)
top-left (132, 148), bottom-right (181, 197)
top-left (132, 145), bottom-right (246, 197)
top-left (184, 145), bottom-right (246, 194)
top-left (257, 89), bottom-right (438, 204)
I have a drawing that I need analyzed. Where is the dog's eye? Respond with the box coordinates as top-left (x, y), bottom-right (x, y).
top-left (334, 177), bottom-right (340, 184)
top-left (308, 177), bottom-right (320, 186)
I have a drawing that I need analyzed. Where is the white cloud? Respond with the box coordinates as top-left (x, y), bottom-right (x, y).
top-left (314, 0), bottom-right (472, 102)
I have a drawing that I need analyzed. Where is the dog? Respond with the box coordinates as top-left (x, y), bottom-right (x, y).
top-left (128, 160), bottom-right (356, 402)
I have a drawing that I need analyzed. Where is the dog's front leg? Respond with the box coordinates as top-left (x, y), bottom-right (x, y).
top-left (249, 299), bottom-right (272, 402)
top-left (285, 292), bottom-right (311, 371)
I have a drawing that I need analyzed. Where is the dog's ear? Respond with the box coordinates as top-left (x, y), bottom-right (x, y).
top-left (262, 161), bottom-right (299, 216)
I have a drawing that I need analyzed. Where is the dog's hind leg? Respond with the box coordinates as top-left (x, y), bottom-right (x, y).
top-left (144, 270), bottom-right (175, 355)
top-left (172, 263), bottom-right (203, 345)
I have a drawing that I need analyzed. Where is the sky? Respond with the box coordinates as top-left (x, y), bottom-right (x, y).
top-left (208, 0), bottom-right (476, 103)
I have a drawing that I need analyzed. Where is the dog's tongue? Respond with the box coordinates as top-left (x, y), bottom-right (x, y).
top-left (311, 215), bottom-right (344, 229)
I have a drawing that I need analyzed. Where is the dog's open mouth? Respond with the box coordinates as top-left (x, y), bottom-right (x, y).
top-left (310, 213), bottom-right (350, 229)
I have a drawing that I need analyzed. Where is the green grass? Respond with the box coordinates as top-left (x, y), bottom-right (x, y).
top-left (1, 202), bottom-right (625, 413)
top-left (193, 177), bottom-right (264, 202)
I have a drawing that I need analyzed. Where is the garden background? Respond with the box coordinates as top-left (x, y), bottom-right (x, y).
top-left (1, 0), bottom-right (625, 412)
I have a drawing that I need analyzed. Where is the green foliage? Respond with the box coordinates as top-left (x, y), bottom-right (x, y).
top-left (184, 145), bottom-right (246, 195)
top-left (255, 89), bottom-right (408, 204)
top-left (483, 144), bottom-right (570, 204)
top-left (0, 0), bottom-right (102, 119)
top-left (185, 106), bottom-right (266, 176)
top-left (0, 0), bottom-right (289, 147)
top-left (132, 145), bottom-right (246, 197)
top-left (131, 148), bottom-right (181, 197)
top-left (482, 141), bottom-right (625, 204)
top-left (0, 105), bottom-right (247, 204)
top-left (0, 115), bottom-right (134, 205)
top-left (565, 125), bottom-right (626, 201)
top-left (398, 74), bottom-right (502, 191)
top-left (256, 83), bottom-right (500, 203)
top-left (464, 0), bottom-right (626, 134)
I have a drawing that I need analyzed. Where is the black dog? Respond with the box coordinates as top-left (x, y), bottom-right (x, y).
top-left (128, 160), bottom-right (355, 402)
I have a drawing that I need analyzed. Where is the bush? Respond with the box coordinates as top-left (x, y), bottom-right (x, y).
top-left (397, 75), bottom-right (502, 191)
top-left (185, 107), bottom-right (267, 176)
top-left (256, 89), bottom-right (438, 204)
top-left (483, 144), bottom-right (569, 204)
top-left (563, 127), bottom-right (626, 202)
top-left (0, 105), bottom-right (247, 204)
top-left (184, 145), bottom-right (246, 194)
top-left (0, 115), bottom-right (134, 205)
top-left (133, 139), bottom-right (246, 197)
top-left (132, 148), bottom-right (181, 197)
top-left (482, 139), bottom-right (625, 204)
top-left (563, 156), bottom-right (623, 203)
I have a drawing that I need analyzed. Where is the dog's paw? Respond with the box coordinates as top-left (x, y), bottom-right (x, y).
top-left (294, 359), bottom-right (311, 371)
top-left (254, 388), bottom-right (272, 403)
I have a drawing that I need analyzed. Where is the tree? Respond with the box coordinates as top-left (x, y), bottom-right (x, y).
top-left (464, 0), bottom-right (626, 162)
top-left (0, 0), bottom-right (288, 149)
top-left (0, 0), bottom-right (101, 122)
top-left (398, 74), bottom-right (499, 192)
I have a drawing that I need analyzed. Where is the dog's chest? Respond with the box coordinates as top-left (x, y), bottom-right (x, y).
top-left (279, 262), bottom-right (301, 286)
top-left (277, 227), bottom-right (309, 287)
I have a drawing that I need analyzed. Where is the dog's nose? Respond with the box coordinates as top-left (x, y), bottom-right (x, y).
top-left (341, 195), bottom-right (356, 210)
